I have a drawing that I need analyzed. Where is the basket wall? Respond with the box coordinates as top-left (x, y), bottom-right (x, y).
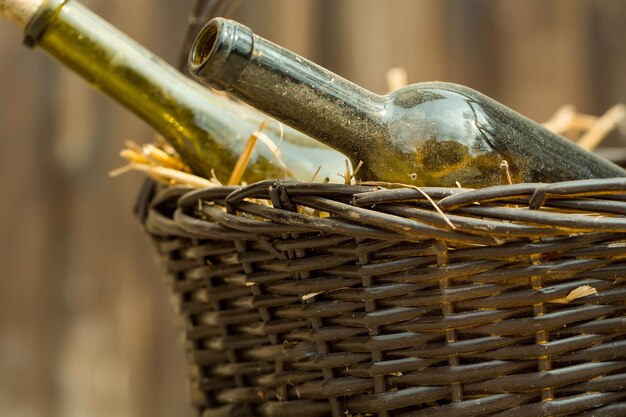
top-left (141, 179), bottom-right (626, 417)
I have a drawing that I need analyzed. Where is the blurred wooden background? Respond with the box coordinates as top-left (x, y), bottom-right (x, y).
top-left (0, 1), bottom-right (624, 417)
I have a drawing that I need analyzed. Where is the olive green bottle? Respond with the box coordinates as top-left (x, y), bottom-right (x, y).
top-left (0, 0), bottom-right (346, 183)
top-left (189, 18), bottom-right (626, 187)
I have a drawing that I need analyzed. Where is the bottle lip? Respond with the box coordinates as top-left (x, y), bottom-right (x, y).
top-left (188, 17), bottom-right (254, 91)
top-left (23, 0), bottom-right (66, 47)
top-left (189, 17), bottom-right (221, 72)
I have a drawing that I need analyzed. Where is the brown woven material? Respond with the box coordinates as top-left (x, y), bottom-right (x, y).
top-left (141, 178), bottom-right (626, 417)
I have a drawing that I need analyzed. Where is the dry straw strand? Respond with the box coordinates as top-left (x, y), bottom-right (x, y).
top-left (228, 120), bottom-right (267, 185)
top-left (577, 103), bottom-right (626, 151)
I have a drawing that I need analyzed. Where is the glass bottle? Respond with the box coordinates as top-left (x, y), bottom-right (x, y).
top-left (189, 17), bottom-right (626, 187)
top-left (0, 0), bottom-right (346, 183)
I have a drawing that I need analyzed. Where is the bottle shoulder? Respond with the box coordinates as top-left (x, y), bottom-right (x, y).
top-left (382, 81), bottom-right (489, 110)
top-left (380, 82), bottom-right (499, 153)
top-left (359, 82), bottom-right (526, 187)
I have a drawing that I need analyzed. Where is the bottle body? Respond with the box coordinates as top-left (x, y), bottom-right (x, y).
top-left (190, 18), bottom-right (626, 187)
top-left (376, 82), bottom-right (625, 187)
top-left (20, 1), bottom-right (346, 183)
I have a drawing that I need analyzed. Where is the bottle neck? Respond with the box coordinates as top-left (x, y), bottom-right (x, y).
top-left (26, 0), bottom-right (251, 179)
top-left (190, 18), bottom-right (388, 158)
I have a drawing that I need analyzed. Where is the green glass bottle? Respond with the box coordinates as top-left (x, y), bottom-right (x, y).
top-left (0, 0), bottom-right (346, 183)
top-left (189, 18), bottom-right (626, 187)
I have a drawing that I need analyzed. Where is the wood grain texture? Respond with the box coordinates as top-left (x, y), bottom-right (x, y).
top-left (0, 1), bottom-right (624, 417)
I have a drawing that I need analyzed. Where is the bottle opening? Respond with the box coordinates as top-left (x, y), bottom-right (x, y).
top-left (191, 22), bottom-right (218, 68)
top-left (188, 18), bottom-right (255, 90)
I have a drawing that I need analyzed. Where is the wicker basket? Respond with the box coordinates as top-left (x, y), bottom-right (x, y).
top-left (137, 177), bottom-right (626, 417)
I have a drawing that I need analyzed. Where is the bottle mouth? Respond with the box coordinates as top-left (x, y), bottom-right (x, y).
top-left (190, 21), bottom-right (218, 69)
top-left (188, 17), bottom-right (254, 91)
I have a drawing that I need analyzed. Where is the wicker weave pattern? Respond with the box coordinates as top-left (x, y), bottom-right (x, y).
top-left (142, 179), bottom-right (626, 417)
